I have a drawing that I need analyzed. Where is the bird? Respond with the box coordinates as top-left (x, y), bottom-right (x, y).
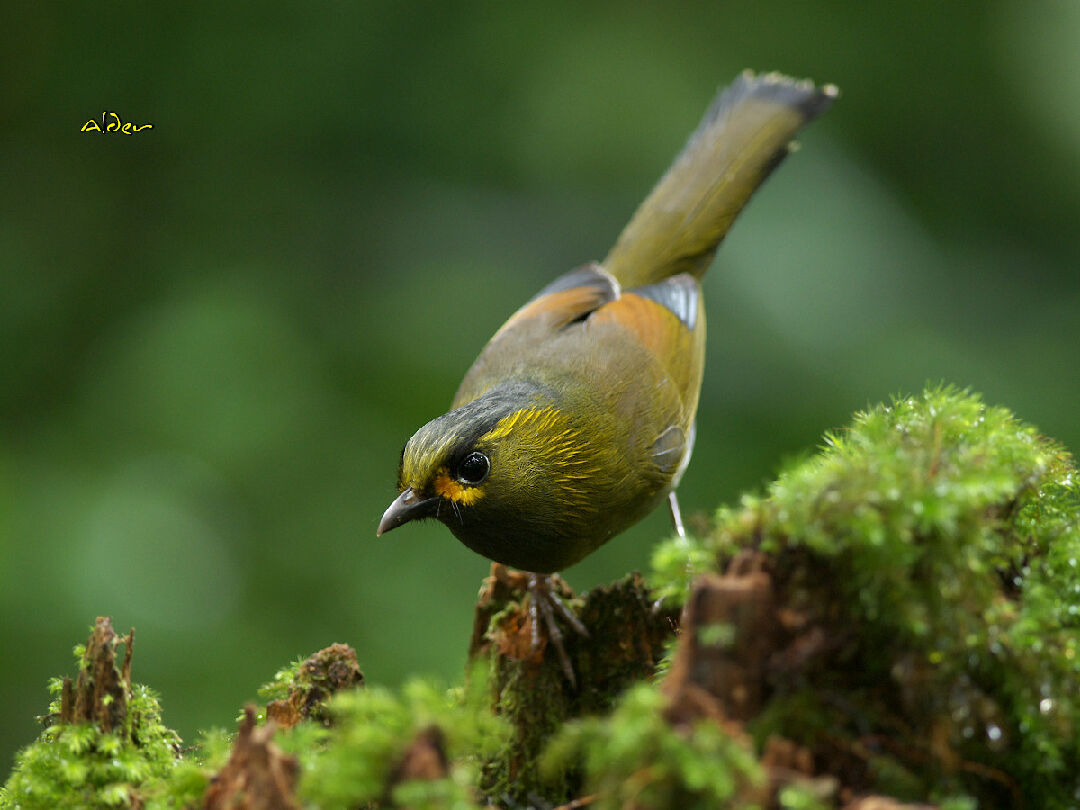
top-left (378, 71), bottom-right (837, 681)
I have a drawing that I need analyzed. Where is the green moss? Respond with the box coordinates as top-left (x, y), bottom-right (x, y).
top-left (469, 571), bottom-right (673, 805)
top-left (141, 727), bottom-right (232, 810)
top-left (686, 387), bottom-right (1080, 806)
top-left (1, 648), bottom-right (181, 809)
top-left (650, 532), bottom-right (713, 608)
top-left (543, 684), bottom-right (762, 809)
top-left (387, 776), bottom-right (484, 810)
top-left (7, 387), bottom-right (1079, 808)
top-left (258, 656), bottom-right (307, 703)
top-left (257, 643), bottom-right (365, 727)
top-left (775, 782), bottom-right (830, 810)
top-left (289, 671), bottom-right (508, 810)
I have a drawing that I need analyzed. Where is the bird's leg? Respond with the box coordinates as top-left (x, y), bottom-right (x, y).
top-left (527, 572), bottom-right (589, 687)
top-left (545, 573), bottom-right (589, 636)
top-left (668, 490), bottom-right (686, 538)
top-left (650, 491), bottom-right (689, 616)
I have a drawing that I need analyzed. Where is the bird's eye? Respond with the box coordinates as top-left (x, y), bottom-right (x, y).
top-left (457, 451), bottom-right (490, 485)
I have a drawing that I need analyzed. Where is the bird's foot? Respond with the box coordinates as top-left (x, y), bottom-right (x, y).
top-left (478, 564), bottom-right (589, 686)
top-left (526, 572), bottom-right (589, 687)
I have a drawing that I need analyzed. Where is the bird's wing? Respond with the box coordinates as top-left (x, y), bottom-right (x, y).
top-left (490, 263), bottom-right (620, 339)
top-left (456, 267), bottom-right (704, 429)
top-left (624, 274), bottom-right (700, 331)
top-left (589, 273), bottom-right (706, 418)
top-left (452, 264), bottom-right (620, 407)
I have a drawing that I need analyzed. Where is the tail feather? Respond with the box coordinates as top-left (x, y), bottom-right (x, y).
top-left (603, 71), bottom-right (838, 289)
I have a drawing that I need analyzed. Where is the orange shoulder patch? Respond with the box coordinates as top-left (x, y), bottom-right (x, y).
top-left (589, 293), bottom-right (690, 361)
top-left (493, 286), bottom-right (609, 339)
top-left (589, 291), bottom-right (705, 411)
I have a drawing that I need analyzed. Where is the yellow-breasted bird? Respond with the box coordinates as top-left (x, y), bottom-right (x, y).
top-left (378, 71), bottom-right (836, 679)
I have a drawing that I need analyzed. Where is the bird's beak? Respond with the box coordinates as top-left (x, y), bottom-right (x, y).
top-left (377, 487), bottom-right (438, 536)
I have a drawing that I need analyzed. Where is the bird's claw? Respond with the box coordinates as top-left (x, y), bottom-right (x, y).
top-left (527, 573), bottom-right (587, 687)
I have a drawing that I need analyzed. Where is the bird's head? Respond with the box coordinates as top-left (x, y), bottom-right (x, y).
top-left (377, 402), bottom-right (500, 536)
top-left (377, 383), bottom-right (608, 571)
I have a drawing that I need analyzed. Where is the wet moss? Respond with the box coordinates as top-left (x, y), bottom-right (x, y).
top-left (286, 672), bottom-right (509, 809)
top-left (0, 619), bottom-right (182, 810)
top-left (7, 387), bottom-right (1078, 808)
top-left (646, 386), bottom-right (1080, 806)
top-left (543, 683), bottom-right (763, 809)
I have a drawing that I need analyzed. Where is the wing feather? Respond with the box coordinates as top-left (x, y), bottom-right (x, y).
top-left (491, 263), bottom-right (619, 339)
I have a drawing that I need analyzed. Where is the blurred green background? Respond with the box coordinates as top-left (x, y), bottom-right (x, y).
top-left (3, 0), bottom-right (1079, 777)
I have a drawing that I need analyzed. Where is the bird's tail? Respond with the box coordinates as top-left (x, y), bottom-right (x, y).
top-left (602, 71), bottom-right (838, 289)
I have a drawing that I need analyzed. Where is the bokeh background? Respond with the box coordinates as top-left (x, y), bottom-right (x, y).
top-left (3, 0), bottom-right (1079, 777)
